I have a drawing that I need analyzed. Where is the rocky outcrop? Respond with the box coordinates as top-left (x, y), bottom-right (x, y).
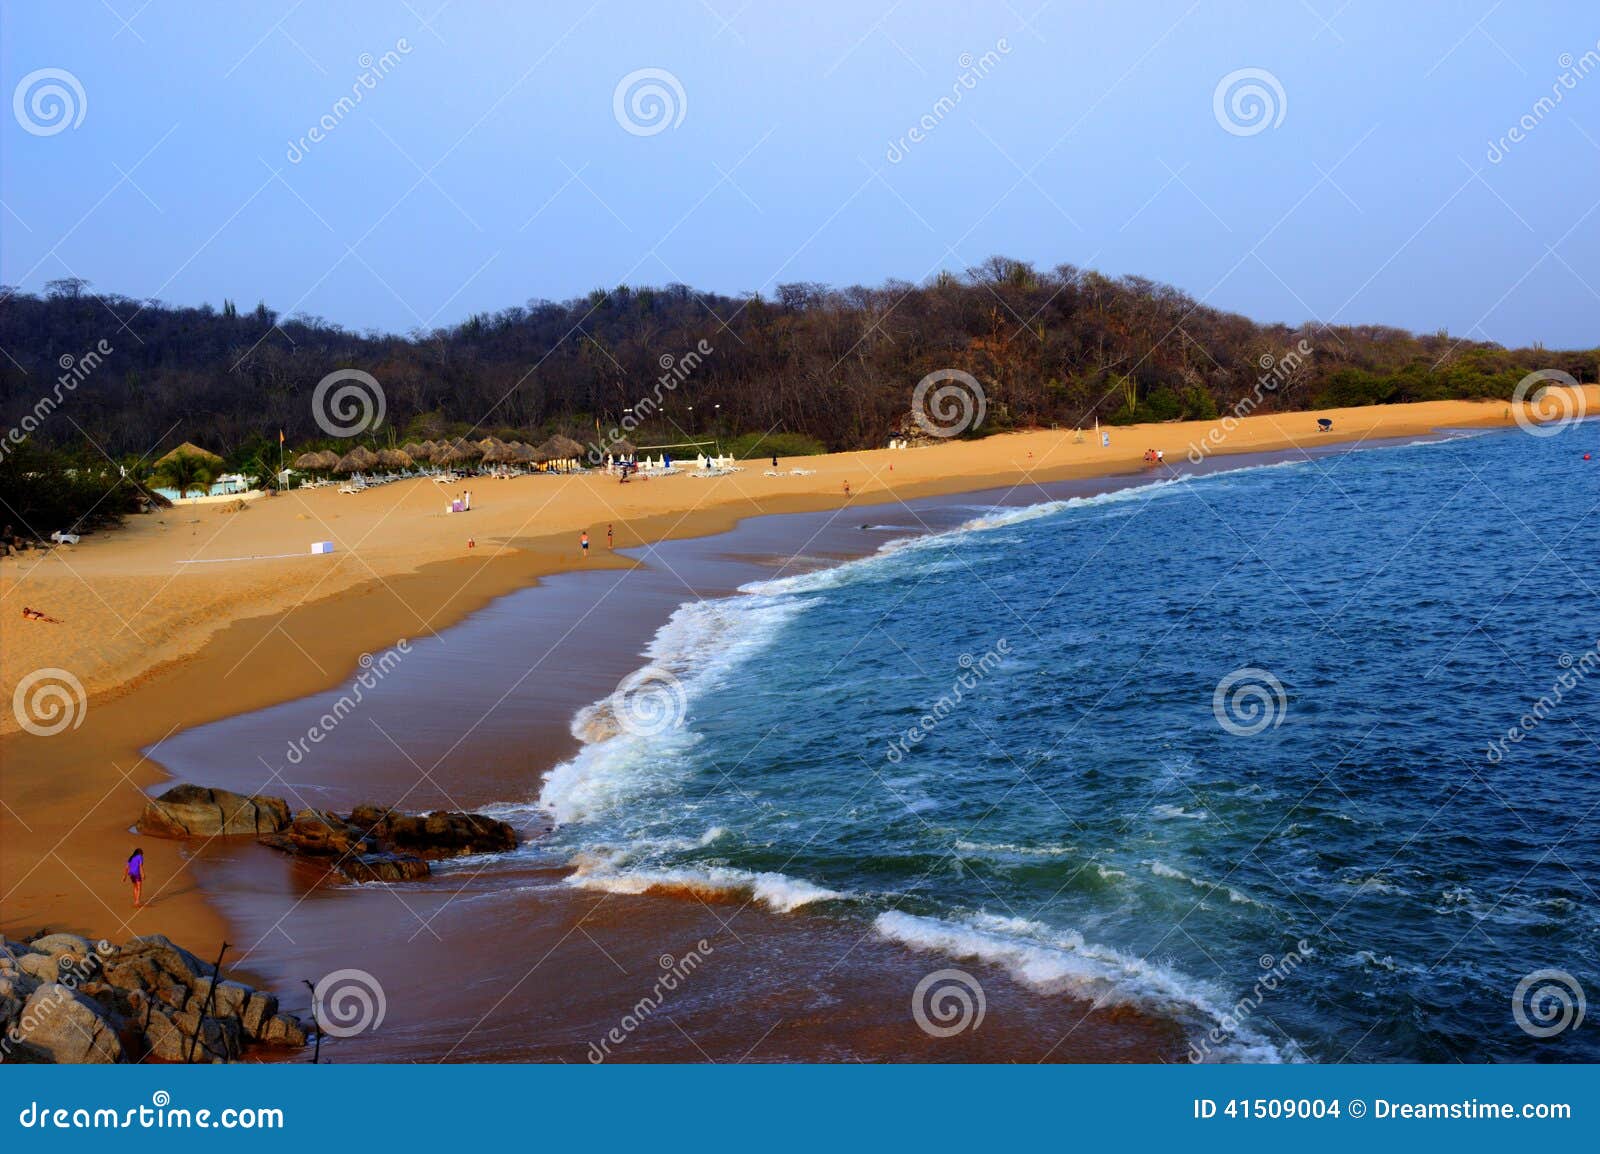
top-left (337, 852), bottom-right (431, 883)
top-left (139, 785), bottom-right (519, 885)
top-left (259, 809), bottom-right (375, 857)
top-left (348, 805), bottom-right (518, 858)
top-left (135, 785), bottom-right (291, 838)
top-left (0, 933), bottom-right (306, 1064)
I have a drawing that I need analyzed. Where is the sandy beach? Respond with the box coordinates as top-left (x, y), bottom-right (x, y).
top-left (0, 393), bottom-right (1587, 1059)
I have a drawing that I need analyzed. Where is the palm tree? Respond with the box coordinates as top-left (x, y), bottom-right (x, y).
top-left (152, 452), bottom-right (215, 499)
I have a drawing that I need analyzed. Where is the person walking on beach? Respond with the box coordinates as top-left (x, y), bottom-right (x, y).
top-left (843, 480), bottom-right (851, 498)
top-left (607, 524), bottom-right (614, 550)
top-left (580, 531), bottom-right (590, 559)
top-left (124, 848), bottom-right (144, 908)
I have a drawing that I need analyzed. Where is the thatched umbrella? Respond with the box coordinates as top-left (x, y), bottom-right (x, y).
top-left (611, 438), bottom-right (636, 460)
top-left (480, 442), bottom-right (515, 465)
top-left (293, 451), bottom-right (331, 470)
top-left (511, 443), bottom-right (538, 465)
top-left (334, 446), bottom-right (379, 473)
top-left (543, 434), bottom-right (585, 459)
top-left (376, 448), bottom-right (414, 469)
top-left (400, 441), bottom-right (427, 459)
top-left (448, 438), bottom-right (484, 461)
top-left (435, 445), bottom-right (471, 468)
top-left (154, 441), bottom-right (225, 470)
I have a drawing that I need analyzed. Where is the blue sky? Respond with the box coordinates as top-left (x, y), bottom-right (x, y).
top-left (3, 1), bottom-right (1597, 347)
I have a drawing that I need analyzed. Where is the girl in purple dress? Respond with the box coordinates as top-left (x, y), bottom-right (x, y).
top-left (124, 848), bottom-right (144, 908)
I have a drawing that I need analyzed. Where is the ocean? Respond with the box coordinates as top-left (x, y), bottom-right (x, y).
top-left (153, 425), bottom-right (1598, 1062)
top-left (499, 426), bottom-right (1599, 1062)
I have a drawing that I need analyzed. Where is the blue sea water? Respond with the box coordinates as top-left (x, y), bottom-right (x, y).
top-left (522, 427), bottom-right (1600, 1062)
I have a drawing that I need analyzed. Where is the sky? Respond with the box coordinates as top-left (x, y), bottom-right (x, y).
top-left (2, 1), bottom-right (1598, 348)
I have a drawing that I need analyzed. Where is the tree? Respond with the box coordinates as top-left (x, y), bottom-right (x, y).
top-left (151, 452), bottom-right (215, 498)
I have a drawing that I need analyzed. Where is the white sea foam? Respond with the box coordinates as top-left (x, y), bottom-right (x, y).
top-left (875, 909), bottom-right (1287, 1062)
top-left (1145, 860), bottom-right (1264, 907)
top-left (567, 861), bottom-right (845, 912)
top-left (1351, 949), bottom-right (1423, 974)
top-left (1150, 803), bottom-right (1208, 821)
top-left (537, 592), bottom-right (806, 824)
top-left (954, 839), bottom-right (1078, 858)
top-left (741, 475), bottom-right (1201, 599)
top-left (1344, 874), bottom-right (1410, 896)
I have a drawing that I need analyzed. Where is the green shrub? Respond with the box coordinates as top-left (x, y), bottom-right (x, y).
top-left (725, 432), bottom-right (828, 459)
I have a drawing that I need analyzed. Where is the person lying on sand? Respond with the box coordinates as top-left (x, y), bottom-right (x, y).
top-left (21, 606), bottom-right (62, 623)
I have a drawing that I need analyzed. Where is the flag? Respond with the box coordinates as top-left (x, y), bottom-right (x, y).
top-left (278, 429), bottom-right (285, 444)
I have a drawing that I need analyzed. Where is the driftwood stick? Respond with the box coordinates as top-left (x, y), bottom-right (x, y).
top-left (186, 941), bottom-right (230, 1064)
top-left (303, 979), bottom-right (323, 1064)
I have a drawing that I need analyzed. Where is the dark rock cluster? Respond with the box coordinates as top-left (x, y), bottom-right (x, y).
top-left (1, 933), bottom-right (306, 1064)
top-left (135, 785), bottom-right (518, 883)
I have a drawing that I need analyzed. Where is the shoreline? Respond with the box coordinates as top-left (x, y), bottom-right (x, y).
top-left (0, 397), bottom-right (1567, 1010)
top-left (6, 399), bottom-right (1559, 728)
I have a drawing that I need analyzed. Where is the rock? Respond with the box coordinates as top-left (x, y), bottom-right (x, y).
top-left (103, 936), bottom-right (207, 1011)
top-left (82, 979), bottom-right (146, 1023)
top-left (28, 933), bottom-right (93, 958)
top-left (142, 1006), bottom-right (190, 1062)
top-left (107, 935), bottom-right (208, 984)
top-left (240, 991), bottom-right (279, 1039)
top-left (18, 954), bottom-right (57, 983)
top-left (136, 784), bottom-right (290, 838)
top-left (337, 852), bottom-right (431, 883)
top-left (187, 976), bottom-right (252, 1020)
top-left (145, 1007), bottom-right (243, 1063)
top-left (259, 1012), bottom-right (308, 1048)
top-left (0, 982), bottom-right (23, 1037)
top-left (0, 972), bottom-right (39, 1003)
top-left (187, 1012), bottom-right (243, 1062)
top-left (262, 809), bottom-right (372, 857)
top-left (16, 984), bottom-right (123, 1063)
top-left (349, 805), bottom-right (518, 858)
top-left (0, 935), bottom-right (40, 961)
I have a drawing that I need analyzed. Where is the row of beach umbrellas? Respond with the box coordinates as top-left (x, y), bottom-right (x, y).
top-left (291, 434), bottom-right (603, 474)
